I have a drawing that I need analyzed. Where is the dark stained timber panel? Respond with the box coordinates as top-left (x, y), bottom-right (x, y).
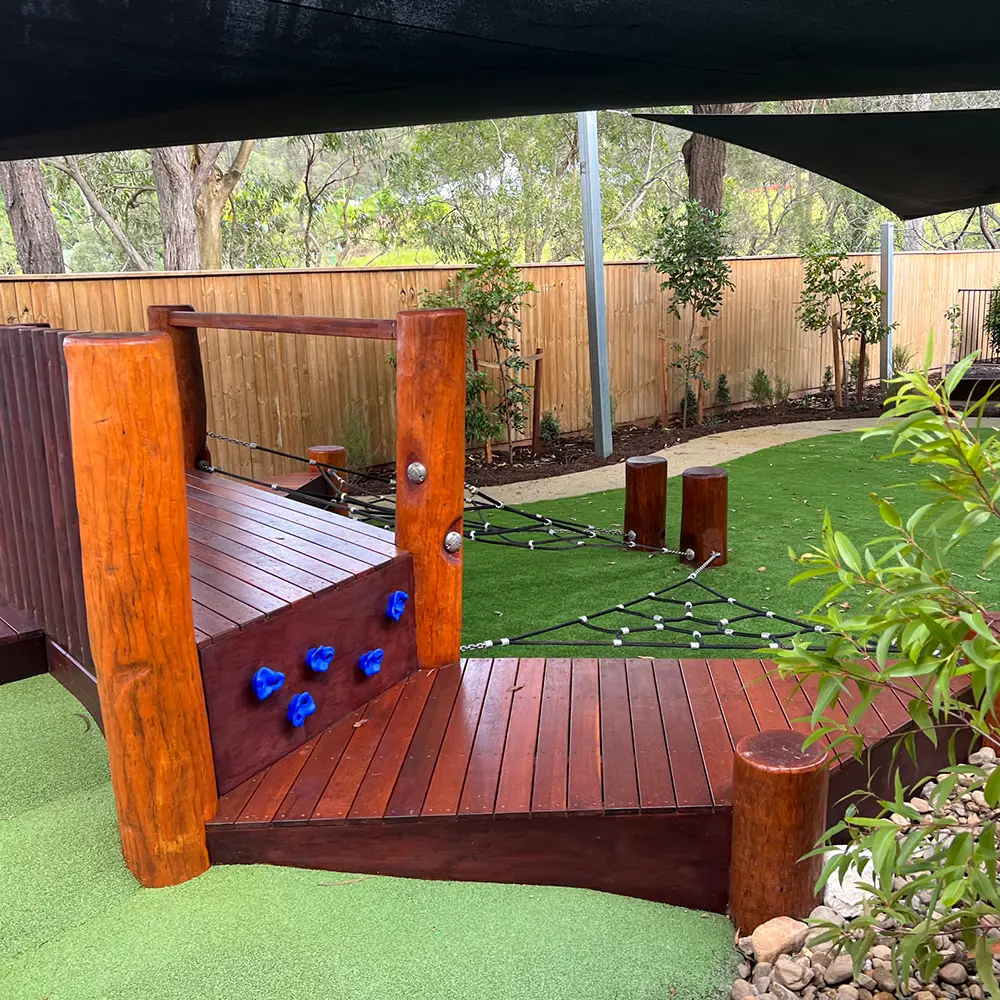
top-left (199, 555), bottom-right (418, 794)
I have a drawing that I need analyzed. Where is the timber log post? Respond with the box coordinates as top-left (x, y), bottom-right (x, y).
top-left (729, 729), bottom-right (829, 933)
top-left (146, 304), bottom-right (209, 468)
top-left (64, 331), bottom-right (217, 888)
top-left (394, 308), bottom-right (467, 668)
top-left (624, 455), bottom-right (668, 550)
top-left (679, 465), bottom-right (728, 566)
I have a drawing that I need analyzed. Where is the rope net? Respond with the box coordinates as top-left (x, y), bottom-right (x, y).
top-left (203, 431), bottom-right (694, 558)
top-left (459, 553), bottom-right (831, 654)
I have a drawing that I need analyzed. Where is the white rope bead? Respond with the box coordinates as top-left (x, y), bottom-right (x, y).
top-left (690, 641), bottom-right (700, 649)
top-left (500, 638), bottom-right (510, 646)
top-left (613, 638), bottom-right (623, 647)
top-left (620, 627), bottom-right (630, 635)
top-left (655, 623), bottom-right (664, 630)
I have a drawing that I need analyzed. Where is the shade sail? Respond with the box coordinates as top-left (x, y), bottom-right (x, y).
top-left (3, 1), bottom-right (1000, 159)
top-left (640, 110), bottom-right (1000, 220)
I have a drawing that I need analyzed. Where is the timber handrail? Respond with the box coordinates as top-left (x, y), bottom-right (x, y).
top-left (167, 310), bottom-right (396, 340)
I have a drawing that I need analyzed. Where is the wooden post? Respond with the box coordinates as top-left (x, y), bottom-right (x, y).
top-left (146, 304), bottom-right (209, 468)
top-left (729, 729), bottom-right (829, 933)
top-left (679, 465), bottom-right (728, 566)
top-left (624, 455), bottom-right (668, 550)
top-left (531, 348), bottom-right (544, 456)
top-left (659, 337), bottom-right (669, 425)
top-left (308, 445), bottom-right (348, 494)
top-left (395, 309), bottom-right (466, 669)
top-left (63, 331), bottom-right (217, 888)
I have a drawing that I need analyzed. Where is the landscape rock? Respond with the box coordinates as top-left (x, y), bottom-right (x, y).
top-left (773, 955), bottom-right (811, 990)
top-left (969, 747), bottom-right (996, 766)
top-left (823, 954), bottom-right (854, 986)
top-left (770, 984), bottom-right (797, 1000)
top-left (855, 973), bottom-right (877, 991)
top-left (809, 905), bottom-right (846, 927)
top-left (753, 961), bottom-right (773, 993)
top-left (914, 992), bottom-right (936, 1000)
top-left (823, 851), bottom-right (874, 918)
top-left (939, 963), bottom-right (968, 986)
top-left (871, 967), bottom-right (896, 992)
top-left (752, 917), bottom-right (809, 966)
top-left (731, 979), bottom-right (754, 1000)
top-left (738, 936), bottom-right (755, 958)
top-left (835, 986), bottom-right (859, 1000)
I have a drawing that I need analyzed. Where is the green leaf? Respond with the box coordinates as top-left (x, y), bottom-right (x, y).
top-left (878, 499), bottom-right (902, 529)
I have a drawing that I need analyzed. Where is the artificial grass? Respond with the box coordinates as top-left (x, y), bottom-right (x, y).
top-left (0, 674), bottom-right (737, 1000)
top-left (461, 431), bottom-right (1000, 656)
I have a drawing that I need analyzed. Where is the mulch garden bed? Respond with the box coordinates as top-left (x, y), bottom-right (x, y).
top-left (463, 389), bottom-right (887, 489)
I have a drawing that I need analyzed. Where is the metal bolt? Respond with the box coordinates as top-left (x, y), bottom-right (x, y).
top-left (406, 461), bottom-right (427, 484)
top-left (443, 531), bottom-right (463, 554)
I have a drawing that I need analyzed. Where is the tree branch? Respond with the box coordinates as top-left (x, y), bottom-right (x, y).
top-left (45, 156), bottom-right (151, 270)
top-left (191, 143), bottom-right (225, 199)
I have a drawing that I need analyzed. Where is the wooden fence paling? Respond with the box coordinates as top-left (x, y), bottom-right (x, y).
top-left (5, 250), bottom-right (999, 477)
top-left (64, 331), bottom-right (217, 888)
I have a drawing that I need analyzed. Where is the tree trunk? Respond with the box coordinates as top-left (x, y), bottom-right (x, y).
top-left (150, 146), bottom-right (200, 271)
top-left (831, 316), bottom-right (844, 409)
top-left (856, 337), bottom-right (867, 405)
top-left (682, 105), bottom-right (730, 214)
top-left (0, 159), bottom-right (65, 273)
top-left (194, 140), bottom-right (254, 270)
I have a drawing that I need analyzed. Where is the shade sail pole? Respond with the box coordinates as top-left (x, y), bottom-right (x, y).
top-left (577, 110), bottom-right (613, 459)
top-left (880, 221), bottom-right (895, 381)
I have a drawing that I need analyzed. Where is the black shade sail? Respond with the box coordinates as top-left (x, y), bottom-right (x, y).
top-left (4, 1), bottom-right (1000, 159)
top-left (640, 110), bottom-right (1000, 220)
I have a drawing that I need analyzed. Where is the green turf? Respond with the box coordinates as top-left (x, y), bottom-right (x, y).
top-left (0, 674), bottom-right (736, 1000)
top-left (461, 431), bottom-right (1000, 656)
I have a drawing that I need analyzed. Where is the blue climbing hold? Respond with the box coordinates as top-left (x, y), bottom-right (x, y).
top-left (252, 666), bottom-right (285, 701)
top-left (386, 590), bottom-right (409, 622)
top-left (306, 645), bottom-right (336, 672)
top-left (358, 649), bottom-right (384, 677)
top-left (287, 692), bottom-right (317, 727)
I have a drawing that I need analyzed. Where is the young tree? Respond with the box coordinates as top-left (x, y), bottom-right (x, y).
top-left (774, 353), bottom-right (1000, 995)
top-left (0, 159), bottom-right (64, 273)
top-left (797, 239), bottom-right (892, 407)
top-left (421, 250), bottom-right (535, 463)
top-left (649, 199), bottom-right (733, 428)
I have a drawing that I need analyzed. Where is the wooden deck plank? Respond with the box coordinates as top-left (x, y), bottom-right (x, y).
top-left (189, 555), bottom-right (289, 616)
top-left (187, 501), bottom-right (364, 581)
top-left (187, 517), bottom-right (335, 593)
top-left (625, 659), bottom-right (675, 812)
top-left (311, 684), bottom-right (405, 822)
top-left (238, 736), bottom-right (319, 825)
top-left (422, 660), bottom-right (492, 818)
top-left (212, 771), bottom-right (267, 825)
top-left (599, 659), bottom-right (640, 814)
top-left (187, 486), bottom-right (384, 571)
top-left (568, 659), bottom-right (603, 814)
top-left (191, 600), bottom-right (239, 640)
top-left (530, 658), bottom-right (571, 815)
top-left (189, 538), bottom-right (313, 605)
top-left (680, 659), bottom-right (732, 807)
top-left (652, 660), bottom-right (712, 809)
top-left (349, 670), bottom-right (437, 821)
top-left (734, 659), bottom-right (790, 732)
top-left (273, 707), bottom-right (365, 824)
top-left (709, 658), bottom-right (761, 751)
top-left (188, 472), bottom-right (399, 559)
top-left (494, 659), bottom-right (545, 817)
top-left (766, 668), bottom-right (818, 738)
top-left (385, 663), bottom-right (465, 821)
top-left (190, 576), bottom-right (264, 628)
top-left (458, 658), bottom-right (519, 817)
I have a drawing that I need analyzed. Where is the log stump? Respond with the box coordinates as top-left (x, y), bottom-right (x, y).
top-left (679, 465), bottom-right (728, 566)
top-left (729, 729), bottom-right (829, 934)
top-left (624, 455), bottom-right (667, 550)
top-left (308, 445), bottom-right (349, 513)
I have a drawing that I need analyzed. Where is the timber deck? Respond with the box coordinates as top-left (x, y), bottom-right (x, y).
top-left (208, 657), bottom-right (967, 912)
top-left (185, 469), bottom-right (399, 646)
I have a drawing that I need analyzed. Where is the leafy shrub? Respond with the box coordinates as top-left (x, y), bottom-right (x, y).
top-left (772, 375), bottom-right (790, 405)
top-left (892, 341), bottom-right (915, 375)
top-left (343, 402), bottom-right (373, 472)
top-left (684, 384), bottom-right (698, 420)
top-left (822, 366), bottom-right (834, 394)
top-left (986, 286), bottom-right (1000, 358)
top-left (715, 372), bottom-right (731, 410)
top-left (750, 368), bottom-right (772, 406)
top-left (538, 409), bottom-right (561, 445)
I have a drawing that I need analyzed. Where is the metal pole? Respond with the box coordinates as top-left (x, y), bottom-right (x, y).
top-left (880, 221), bottom-right (895, 381)
top-left (577, 110), bottom-right (613, 458)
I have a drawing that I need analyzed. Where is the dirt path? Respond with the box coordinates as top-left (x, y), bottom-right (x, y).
top-left (481, 419), bottom-right (882, 505)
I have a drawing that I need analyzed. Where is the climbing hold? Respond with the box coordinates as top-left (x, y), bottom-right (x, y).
top-left (306, 645), bottom-right (336, 672)
top-left (252, 666), bottom-right (285, 701)
top-left (287, 692), bottom-right (317, 727)
top-left (359, 649), bottom-right (384, 677)
top-left (386, 590), bottom-right (409, 622)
